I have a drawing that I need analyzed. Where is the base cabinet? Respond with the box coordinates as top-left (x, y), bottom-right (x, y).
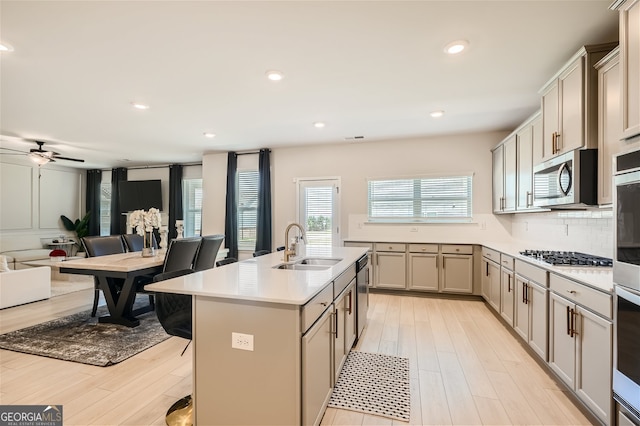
top-left (500, 267), bottom-right (515, 326)
top-left (333, 281), bottom-right (356, 383)
top-left (549, 291), bottom-right (613, 425)
top-left (408, 252), bottom-right (439, 291)
top-left (302, 307), bottom-right (333, 426)
top-left (375, 244), bottom-right (406, 289)
top-left (514, 276), bottom-right (548, 360)
top-left (442, 254), bottom-right (473, 293)
top-left (481, 252), bottom-right (501, 312)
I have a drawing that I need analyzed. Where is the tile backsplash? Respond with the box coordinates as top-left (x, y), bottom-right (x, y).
top-left (511, 210), bottom-right (614, 258)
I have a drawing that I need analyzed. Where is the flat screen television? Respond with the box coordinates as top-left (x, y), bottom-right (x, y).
top-left (118, 180), bottom-right (163, 212)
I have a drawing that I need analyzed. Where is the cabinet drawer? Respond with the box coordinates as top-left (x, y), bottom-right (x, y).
top-left (482, 247), bottom-right (500, 261)
top-left (501, 254), bottom-right (514, 270)
top-left (375, 243), bottom-right (406, 252)
top-left (301, 284), bottom-right (333, 333)
top-left (408, 244), bottom-right (438, 253)
top-left (344, 241), bottom-right (373, 251)
top-left (515, 259), bottom-right (548, 285)
top-left (549, 274), bottom-right (612, 319)
top-left (334, 264), bottom-right (356, 297)
top-left (442, 244), bottom-right (472, 255)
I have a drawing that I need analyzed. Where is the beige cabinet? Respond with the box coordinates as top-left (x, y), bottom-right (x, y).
top-left (548, 276), bottom-right (613, 426)
top-left (516, 112), bottom-right (543, 211)
top-left (500, 259), bottom-right (515, 326)
top-left (333, 280), bottom-right (356, 384)
top-left (441, 253), bottom-right (473, 294)
top-left (481, 248), bottom-right (501, 312)
top-left (408, 245), bottom-right (438, 291)
top-left (493, 135), bottom-right (517, 213)
top-left (513, 265), bottom-right (548, 362)
top-left (614, 0), bottom-right (640, 140)
top-left (375, 244), bottom-right (407, 289)
top-left (597, 48), bottom-right (623, 205)
top-left (302, 307), bottom-right (333, 426)
top-left (540, 44), bottom-right (617, 160)
top-left (344, 242), bottom-right (374, 287)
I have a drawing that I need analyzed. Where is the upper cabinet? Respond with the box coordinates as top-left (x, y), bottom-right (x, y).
top-left (596, 48), bottom-right (623, 205)
top-left (516, 111), bottom-right (542, 211)
top-left (539, 43), bottom-right (618, 161)
top-left (492, 134), bottom-right (516, 213)
top-left (612, 0), bottom-right (640, 140)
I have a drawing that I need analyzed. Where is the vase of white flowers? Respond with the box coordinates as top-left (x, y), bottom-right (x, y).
top-left (128, 208), bottom-right (162, 257)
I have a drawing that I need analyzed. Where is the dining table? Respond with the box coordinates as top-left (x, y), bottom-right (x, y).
top-left (60, 252), bottom-right (165, 327)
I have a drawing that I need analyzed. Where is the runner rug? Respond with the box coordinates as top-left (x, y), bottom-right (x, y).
top-left (328, 351), bottom-right (410, 422)
top-left (0, 300), bottom-right (169, 367)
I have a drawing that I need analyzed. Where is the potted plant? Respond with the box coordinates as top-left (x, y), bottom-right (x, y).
top-left (60, 211), bottom-right (91, 254)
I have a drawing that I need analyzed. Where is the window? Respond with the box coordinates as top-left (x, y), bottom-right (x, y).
top-left (183, 179), bottom-right (202, 238)
top-left (297, 178), bottom-right (340, 248)
top-left (238, 170), bottom-right (259, 250)
top-left (99, 182), bottom-right (111, 236)
top-left (367, 175), bottom-right (473, 222)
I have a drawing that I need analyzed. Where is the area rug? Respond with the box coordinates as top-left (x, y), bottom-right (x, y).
top-left (0, 300), bottom-right (170, 367)
top-left (328, 351), bottom-right (410, 422)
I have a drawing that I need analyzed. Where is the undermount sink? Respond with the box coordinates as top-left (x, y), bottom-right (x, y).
top-left (298, 257), bottom-right (342, 266)
top-left (274, 263), bottom-right (331, 271)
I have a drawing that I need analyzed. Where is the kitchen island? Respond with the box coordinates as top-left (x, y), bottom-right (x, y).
top-left (145, 246), bottom-right (368, 426)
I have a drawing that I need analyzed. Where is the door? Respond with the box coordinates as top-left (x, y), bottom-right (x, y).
top-left (503, 135), bottom-right (517, 212)
top-left (514, 276), bottom-right (529, 341)
top-left (560, 57), bottom-right (585, 153)
top-left (598, 52), bottom-right (622, 205)
top-left (333, 293), bottom-right (347, 384)
top-left (492, 146), bottom-right (505, 212)
top-left (481, 258), bottom-right (491, 301)
top-left (297, 178), bottom-right (340, 249)
top-left (620, 0), bottom-right (640, 139)
top-left (542, 81), bottom-right (560, 160)
top-left (500, 268), bottom-right (515, 326)
top-left (441, 254), bottom-right (473, 294)
top-left (376, 252), bottom-right (406, 289)
top-left (528, 281), bottom-right (548, 361)
top-left (517, 125), bottom-right (533, 210)
top-left (549, 292), bottom-right (576, 389)
top-left (575, 306), bottom-right (613, 425)
top-left (408, 253), bottom-right (438, 291)
top-left (302, 307), bottom-right (333, 426)
top-left (343, 281), bottom-right (357, 353)
top-left (488, 260), bottom-right (501, 312)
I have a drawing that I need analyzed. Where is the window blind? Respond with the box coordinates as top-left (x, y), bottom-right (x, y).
top-left (238, 170), bottom-right (259, 248)
top-left (367, 175), bottom-right (472, 222)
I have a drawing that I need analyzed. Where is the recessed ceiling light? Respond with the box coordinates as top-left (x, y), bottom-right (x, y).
top-left (131, 102), bottom-right (149, 110)
top-left (203, 132), bottom-right (216, 138)
top-left (265, 70), bottom-right (284, 81)
top-left (0, 43), bottom-right (14, 52)
top-left (443, 40), bottom-right (469, 55)
top-left (430, 110), bottom-right (445, 118)
top-left (313, 122), bottom-right (326, 128)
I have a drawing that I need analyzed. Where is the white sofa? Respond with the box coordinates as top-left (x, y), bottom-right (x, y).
top-left (0, 266), bottom-right (51, 309)
top-left (1, 249), bottom-right (53, 270)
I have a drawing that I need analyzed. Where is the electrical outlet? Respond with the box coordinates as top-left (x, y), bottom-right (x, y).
top-left (231, 332), bottom-right (254, 351)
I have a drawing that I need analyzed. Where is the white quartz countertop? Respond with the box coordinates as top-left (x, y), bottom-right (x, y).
top-left (144, 246), bottom-right (368, 305)
top-left (481, 242), bottom-right (613, 294)
top-left (345, 238), bottom-right (614, 294)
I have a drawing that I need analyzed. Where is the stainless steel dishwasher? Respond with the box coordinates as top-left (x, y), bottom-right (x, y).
top-left (355, 254), bottom-right (369, 340)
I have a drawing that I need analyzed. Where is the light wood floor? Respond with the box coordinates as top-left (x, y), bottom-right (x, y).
top-left (0, 290), bottom-right (594, 425)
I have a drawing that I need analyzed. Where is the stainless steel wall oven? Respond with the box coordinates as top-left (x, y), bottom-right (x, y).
top-left (613, 147), bottom-right (640, 423)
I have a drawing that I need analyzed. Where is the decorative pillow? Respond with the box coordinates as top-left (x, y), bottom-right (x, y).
top-left (0, 255), bottom-right (9, 273)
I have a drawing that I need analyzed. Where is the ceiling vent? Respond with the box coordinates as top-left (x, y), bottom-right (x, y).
top-left (344, 136), bottom-right (365, 141)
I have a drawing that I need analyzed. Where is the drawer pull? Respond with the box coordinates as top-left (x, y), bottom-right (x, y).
top-left (566, 290), bottom-right (577, 295)
top-left (320, 302), bottom-right (328, 307)
top-left (388, 246), bottom-right (393, 250)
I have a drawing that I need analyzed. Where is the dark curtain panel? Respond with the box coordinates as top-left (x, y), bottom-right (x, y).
top-left (255, 149), bottom-right (272, 252)
top-left (110, 167), bottom-right (128, 235)
top-left (224, 152), bottom-right (238, 259)
top-left (169, 164), bottom-right (184, 240)
top-left (85, 169), bottom-right (102, 236)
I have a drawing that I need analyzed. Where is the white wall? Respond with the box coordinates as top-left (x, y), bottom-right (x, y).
top-left (202, 130), bottom-right (513, 251)
top-left (0, 156), bottom-right (84, 252)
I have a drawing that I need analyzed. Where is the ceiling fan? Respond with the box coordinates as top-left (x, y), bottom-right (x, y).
top-left (0, 140), bottom-right (85, 165)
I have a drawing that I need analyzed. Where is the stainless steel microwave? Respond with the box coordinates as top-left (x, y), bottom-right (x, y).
top-left (533, 149), bottom-right (597, 208)
top-left (614, 147), bottom-right (640, 291)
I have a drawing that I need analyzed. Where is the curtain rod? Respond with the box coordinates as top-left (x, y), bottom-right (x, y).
top-left (236, 149), bottom-right (271, 156)
top-left (101, 162), bottom-right (202, 171)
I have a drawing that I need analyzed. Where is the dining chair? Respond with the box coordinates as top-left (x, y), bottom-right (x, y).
top-left (215, 257), bottom-right (238, 267)
top-left (122, 233), bottom-right (158, 252)
top-left (252, 250), bottom-right (270, 257)
top-left (152, 268), bottom-right (196, 426)
top-left (193, 234), bottom-right (225, 272)
top-left (161, 237), bottom-right (202, 273)
top-left (81, 235), bottom-right (126, 317)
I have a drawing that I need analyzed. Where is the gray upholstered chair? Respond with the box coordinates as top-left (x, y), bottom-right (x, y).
top-left (81, 235), bottom-right (126, 317)
top-left (193, 234), bottom-right (225, 271)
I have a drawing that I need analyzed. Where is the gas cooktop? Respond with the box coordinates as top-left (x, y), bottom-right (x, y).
top-left (519, 250), bottom-right (613, 267)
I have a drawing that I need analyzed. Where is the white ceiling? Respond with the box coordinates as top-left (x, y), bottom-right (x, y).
top-left (0, 1), bottom-right (619, 169)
